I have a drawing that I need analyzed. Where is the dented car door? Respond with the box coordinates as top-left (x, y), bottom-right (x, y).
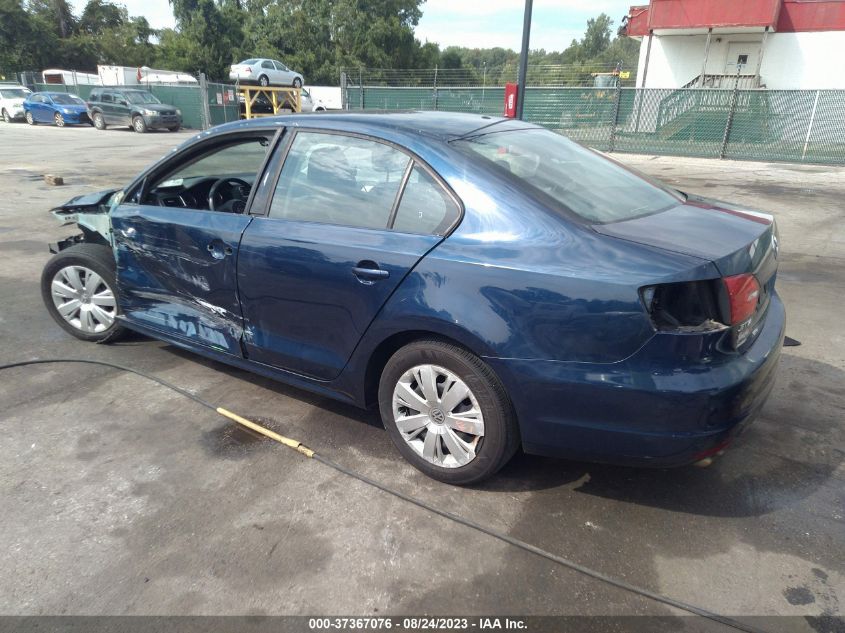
top-left (110, 133), bottom-right (274, 355)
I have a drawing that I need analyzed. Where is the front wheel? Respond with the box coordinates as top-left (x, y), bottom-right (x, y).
top-left (25, 111), bottom-right (35, 125)
top-left (378, 340), bottom-right (520, 485)
top-left (54, 112), bottom-right (65, 127)
top-left (41, 244), bottom-right (126, 343)
top-left (93, 112), bottom-right (106, 130)
top-left (168, 124), bottom-right (181, 132)
top-left (292, 77), bottom-right (302, 89)
top-left (132, 115), bottom-right (147, 133)
top-left (2, 109), bottom-right (11, 123)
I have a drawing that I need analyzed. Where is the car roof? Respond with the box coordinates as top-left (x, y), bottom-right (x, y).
top-left (204, 111), bottom-right (537, 143)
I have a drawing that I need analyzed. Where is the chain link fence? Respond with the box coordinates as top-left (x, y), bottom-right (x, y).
top-left (342, 70), bottom-right (845, 164)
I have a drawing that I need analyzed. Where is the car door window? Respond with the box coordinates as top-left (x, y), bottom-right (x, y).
top-left (140, 136), bottom-right (272, 213)
top-left (392, 165), bottom-right (460, 236)
top-left (262, 61), bottom-right (274, 69)
top-left (269, 132), bottom-right (410, 230)
top-left (100, 93), bottom-right (113, 103)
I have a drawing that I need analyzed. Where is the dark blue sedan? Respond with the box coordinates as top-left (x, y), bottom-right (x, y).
top-left (40, 112), bottom-right (784, 484)
top-left (25, 92), bottom-right (90, 127)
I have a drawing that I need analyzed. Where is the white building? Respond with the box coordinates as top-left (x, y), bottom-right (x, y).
top-left (624, 0), bottom-right (845, 89)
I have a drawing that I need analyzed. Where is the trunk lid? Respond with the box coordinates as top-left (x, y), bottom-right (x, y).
top-left (594, 195), bottom-right (779, 348)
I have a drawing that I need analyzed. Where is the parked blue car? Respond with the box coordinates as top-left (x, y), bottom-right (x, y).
top-left (25, 92), bottom-right (91, 127)
top-left (40, 112), bottom-right (784, 484)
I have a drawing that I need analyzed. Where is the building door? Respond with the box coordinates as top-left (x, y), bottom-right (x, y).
top-left (725, 42), bottom-right (759, 75)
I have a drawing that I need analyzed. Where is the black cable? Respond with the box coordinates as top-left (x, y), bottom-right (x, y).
top-left (0, 358), bottom-right (766, 633)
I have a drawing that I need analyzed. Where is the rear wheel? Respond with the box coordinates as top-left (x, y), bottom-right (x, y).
top-left (54, 112), bottom-right (65, 127)
top-left (93, 112), bottom-right (106, 130)
top-left (378, 340), bottom-right (520, 484)
top-left (25, 111), bottom-right (35, 125)
top-left (41, 244), bottom-right (126, 343)
top-left (258, 74), bottom-right (269, 87)
top-left (293, 77), bottom-right (302, 89)
top-left (132, 115), bottom-right (147, 133)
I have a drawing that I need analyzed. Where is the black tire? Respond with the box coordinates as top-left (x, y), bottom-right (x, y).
top-left (26, 111), bottom-right (35, 125)
top-left (292, 77), bottom-right (302, 89)
top-left (168, 124), bottom-right (181, 132)
top-left (2, 109), bottom-right (11, 123)
top-left (258, 74), bottom-right (269, 87)
top-left (378, 339), bottom-right (520, 485)
top-left (54, 112), bottom-right (65, 127)
top-left (132, 115), bottom-right (147, 133)
top-left (41, 244), bottom-right (126, 344)
top-left (93, 112), bottom-right (106, 130)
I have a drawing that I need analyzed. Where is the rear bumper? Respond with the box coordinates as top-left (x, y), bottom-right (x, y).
top-left (487, 292), bottom-right (786, 467)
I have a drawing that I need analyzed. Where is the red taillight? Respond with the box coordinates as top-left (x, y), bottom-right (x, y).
top-left (723, 274), bottom-right (760, 324)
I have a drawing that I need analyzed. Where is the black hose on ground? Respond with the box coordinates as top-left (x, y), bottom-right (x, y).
top-left (0, 357), bottom-right (768, 633)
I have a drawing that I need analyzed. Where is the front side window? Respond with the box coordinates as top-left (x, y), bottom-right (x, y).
top-left (454, 128), bottom-right (683, 224)
top-left (141, 136), bottom-right (272, 213)
top-left (269, 132), bottom-right (410, 230)
top-left (100, 93), bottom-right (113, 103)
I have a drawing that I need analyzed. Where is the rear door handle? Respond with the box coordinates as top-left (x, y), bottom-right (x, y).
top-left (352, 262), bottom-right (389, 283)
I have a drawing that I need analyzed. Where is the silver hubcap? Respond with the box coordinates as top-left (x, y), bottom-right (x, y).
top-left (392, 364), bottom-right (484, 469)
top-left (55, 114), bottom-right (64, 126)
top-left (134, 119), bottom-right (143, 131)
top-left (51, 265), bottom-right (116, 333)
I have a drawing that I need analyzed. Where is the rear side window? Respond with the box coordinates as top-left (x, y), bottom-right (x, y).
top-left (100, 93), bottom-right (113, 103)
top-left (269, 132), bottom-right (410, 230)
top-left (262, 61), bottom-right (274, 69)
top-left (393, 166), bottom-right (459, 236)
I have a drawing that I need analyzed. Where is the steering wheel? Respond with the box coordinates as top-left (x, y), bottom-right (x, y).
top-left (208, 177), bottom-right (252, 213)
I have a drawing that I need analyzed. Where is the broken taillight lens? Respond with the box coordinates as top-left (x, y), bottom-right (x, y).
top-left (723, 273), bottom-right (760, 325)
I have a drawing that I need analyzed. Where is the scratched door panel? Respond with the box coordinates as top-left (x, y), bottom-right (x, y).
top-left (112, 204), bottom-right (253, 355)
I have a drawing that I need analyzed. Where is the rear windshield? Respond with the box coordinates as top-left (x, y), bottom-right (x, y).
top-left (240, 59), bottom-right (258, 65)
top-left (125, 91), bottom-right (160, 104)
top-left (454, 128), bottom-right (682, 224)
top-left (0, 89), bottom-right (29, 98)
top-left (50, 94), bottom-right (84, 105)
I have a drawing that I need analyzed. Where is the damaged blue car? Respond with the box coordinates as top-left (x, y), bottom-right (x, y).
top-left (41, 112), bottom-right (784, 484)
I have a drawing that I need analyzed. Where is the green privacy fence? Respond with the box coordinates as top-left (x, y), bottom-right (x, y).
top-left (345, 85), bottom-right (845, 165)
top-left (31, 79), bottom-right (241, 130)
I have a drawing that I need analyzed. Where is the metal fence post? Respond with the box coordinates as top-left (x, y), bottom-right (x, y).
top-left (720, 69), bottom-right (741, 159)
top-left (359, 68), bottom-right (364, 110)
top-left (609, 81), bottom-right (622, 152)
top-left (340, 71), bottom-right (348, 110)
top-left (198, 72), bottom-right (211, 129)
top-left (433, 65), bottom-right (439, 111)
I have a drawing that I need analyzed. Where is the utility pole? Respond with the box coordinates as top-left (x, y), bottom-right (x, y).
top-left (516, 0), bottom-right (533, 120)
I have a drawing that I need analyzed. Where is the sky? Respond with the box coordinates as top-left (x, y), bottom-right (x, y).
top-left (68, 0), bottom-right (635, 54)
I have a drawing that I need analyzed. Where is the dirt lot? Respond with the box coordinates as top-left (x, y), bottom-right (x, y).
top-left (0, 122), bottom-right (842, 628)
